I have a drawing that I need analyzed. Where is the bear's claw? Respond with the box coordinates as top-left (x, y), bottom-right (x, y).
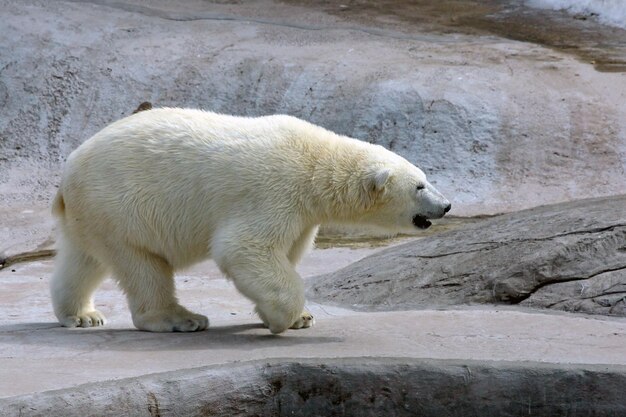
top-left (256, 308), bottom-right (315, 333)
top-left (59, 310), bottom-right (107, 328)
top-left (290, 310), bottom-right (315, 330)
top-left (172, 315), bottom-right (209, 332)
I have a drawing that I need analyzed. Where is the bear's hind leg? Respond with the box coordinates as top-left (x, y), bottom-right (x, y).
top-left (111, 247), bottom-right (208, 332)
top-left (51, 237), bottom-right (108, 328)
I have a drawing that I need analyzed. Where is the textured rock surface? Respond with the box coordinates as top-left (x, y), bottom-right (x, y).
top-left (309, 195), bottom-right (626, 316)
top-left (1, 0), bottom-right (625, 216)
top-left (2, 358), bottom-right (626, 417)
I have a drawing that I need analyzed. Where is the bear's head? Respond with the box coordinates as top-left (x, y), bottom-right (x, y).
top-left (359, 157), bottom-right (451, 234)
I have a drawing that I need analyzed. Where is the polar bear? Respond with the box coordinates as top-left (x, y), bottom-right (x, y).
top-left (51, 108), bottom-right (450, 334)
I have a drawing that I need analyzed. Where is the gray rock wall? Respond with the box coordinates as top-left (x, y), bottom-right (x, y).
top-left (1, 0), bottom-right (625, 215)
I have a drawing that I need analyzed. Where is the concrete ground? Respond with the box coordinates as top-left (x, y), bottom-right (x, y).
top-left (2, 245), bottom-right (626, 400)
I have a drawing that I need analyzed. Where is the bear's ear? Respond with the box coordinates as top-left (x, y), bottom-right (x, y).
top-left (365, 167), bottom-right (391, 193)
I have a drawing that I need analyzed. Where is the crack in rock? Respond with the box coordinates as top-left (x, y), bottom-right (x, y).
top-left (496, 265), bottom-right (626, 305)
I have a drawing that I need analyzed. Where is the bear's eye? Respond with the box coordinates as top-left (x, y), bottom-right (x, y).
top-left (416, 184), bottom-right (425, 191)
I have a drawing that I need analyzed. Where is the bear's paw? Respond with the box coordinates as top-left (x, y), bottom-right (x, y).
top-left (290, 310), bottom-right (316, 330)
top-left (132, 306), bottom-right (209, 332)
top-left (59, 310), bottom-right (107, 328)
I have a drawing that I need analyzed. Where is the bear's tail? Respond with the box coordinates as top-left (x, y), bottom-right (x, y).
top-left (51, 189), bottom-right (65, 218)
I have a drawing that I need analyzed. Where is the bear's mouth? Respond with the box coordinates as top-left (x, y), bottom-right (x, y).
top-left (412, 214), bottom-right (432, 229)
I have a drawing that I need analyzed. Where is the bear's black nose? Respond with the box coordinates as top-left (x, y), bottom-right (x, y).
top-left (444, 203), bottom-right (451, 213)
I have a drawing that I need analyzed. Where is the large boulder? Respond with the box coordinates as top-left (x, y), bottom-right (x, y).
top-left (309, 196), bottom-right (626, 316)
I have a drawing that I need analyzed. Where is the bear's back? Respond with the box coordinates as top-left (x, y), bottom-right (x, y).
top-left (59, 109), bottom-right (339, 266)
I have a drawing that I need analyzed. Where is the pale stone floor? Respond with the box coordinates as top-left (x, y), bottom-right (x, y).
top-left (2, 246), bottom-right (625, 399)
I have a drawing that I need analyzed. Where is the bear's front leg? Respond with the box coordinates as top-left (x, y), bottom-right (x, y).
top-left (215, 246), bottom-right (307, 334)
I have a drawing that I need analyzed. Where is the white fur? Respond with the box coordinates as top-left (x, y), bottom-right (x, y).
top-left (51, 108), bottom-right (450, 333)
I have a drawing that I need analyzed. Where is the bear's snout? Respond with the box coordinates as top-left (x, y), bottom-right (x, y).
top-left (420, 183), bottom-right (451, 220)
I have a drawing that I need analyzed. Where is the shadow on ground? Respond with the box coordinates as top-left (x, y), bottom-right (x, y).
top-left (0, 322), bottom-right (342, 352)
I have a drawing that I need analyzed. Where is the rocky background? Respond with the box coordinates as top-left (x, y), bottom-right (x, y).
top-left (1, 0), bottom-right (625, 217)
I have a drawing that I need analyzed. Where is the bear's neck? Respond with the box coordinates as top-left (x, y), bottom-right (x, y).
top-left (305, 136), bottom-right (371, 224)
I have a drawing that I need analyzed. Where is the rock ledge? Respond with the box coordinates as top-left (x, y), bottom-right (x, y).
top-left (309, 196), bottom-right (626, 316)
